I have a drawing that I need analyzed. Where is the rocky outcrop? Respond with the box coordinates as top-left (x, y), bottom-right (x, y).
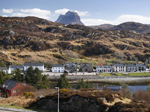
top-left (29, 89), bottom-right (150, 112)
top-left (55, 11), bottom-right (84, 25)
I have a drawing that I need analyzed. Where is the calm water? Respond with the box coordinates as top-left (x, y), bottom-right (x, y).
top-left (98, 85), bottom-right (148, 92)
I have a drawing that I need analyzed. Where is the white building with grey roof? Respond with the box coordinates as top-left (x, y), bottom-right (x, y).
top-left (96, 65), bottom-right (112, 73)
top-left (10, 65), bottom-right (24, 71)
top-left (24, 63), bottom-right (44, 71)
top-left (52, 64), bottom-right (64, 73)
top-left (113, 64), bottom-right (126, 72)
top-left (0, 67), bottom-right (11, 74)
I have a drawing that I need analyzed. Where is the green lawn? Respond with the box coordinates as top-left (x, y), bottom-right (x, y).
top-left (129, 72), bottom-right (150, 76)
top-left (99, 72), bottom-right (150, 77)
top-left (99, 73), bottom-right (123, 76)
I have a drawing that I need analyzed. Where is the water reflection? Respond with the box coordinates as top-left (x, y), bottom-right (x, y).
top-left (98, 85), bottom-right (148, 92)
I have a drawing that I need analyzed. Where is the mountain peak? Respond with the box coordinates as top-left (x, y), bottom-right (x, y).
top-left (55, 11), bottom-right (84, 26)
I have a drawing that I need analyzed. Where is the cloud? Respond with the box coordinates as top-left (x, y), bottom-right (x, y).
top-left (81, 19), bottom-right (113, 26)
top-left (2, 9), bottom-right (14, 13)
top-left (2, 15), bottom-right (8, 17)
top-left (75, 10), bottom-right (89, 16)
top-left (55, 8), bottom-right (69, 15)
top-left (55, 8), bottom-right (89, 16)
top-left (11, 8), bottom-right (51, 19)
top-left (81, 15), bottom-right (150, 26)
top-left (116, 15), bottom-right (150, 24)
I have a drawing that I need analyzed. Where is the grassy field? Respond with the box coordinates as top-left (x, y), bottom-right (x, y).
top-left (99, 72), bottom-right (150, 77)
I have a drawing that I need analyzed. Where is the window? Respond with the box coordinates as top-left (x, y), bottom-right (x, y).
top-left (13, 89), bottom-right (17, 93)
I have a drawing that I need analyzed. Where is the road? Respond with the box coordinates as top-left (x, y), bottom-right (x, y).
top-left (0, 107), bottom-right (37, 112)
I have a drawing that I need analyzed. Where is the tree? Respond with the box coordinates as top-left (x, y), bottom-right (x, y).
top-left (0, 72), bottom-right (4, 85)
top-left (13, 68), bottom-right (23, 82)
top-left (41, 75), bottom-right (50, 89)
top-left (57, 74), bottom-right (71, 89)
top-left (34, 68), bottom-right (42, 84)
top-left (0, 71), bottom-right (9, 85)
top-left (77, 78), bottom-right (85, 89)
top-left (25, 67), bottom-right (51, 89)
top-left (25, 66), bottom-right (35, 86)
top-left (77, 78), bottom-right (91, 89)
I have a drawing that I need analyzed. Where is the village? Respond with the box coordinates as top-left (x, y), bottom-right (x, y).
top-left (0, 62), bottom-right (149, 76)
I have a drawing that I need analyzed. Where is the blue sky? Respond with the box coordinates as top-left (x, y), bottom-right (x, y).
top-left (1, 0), bottom-right (150, 25)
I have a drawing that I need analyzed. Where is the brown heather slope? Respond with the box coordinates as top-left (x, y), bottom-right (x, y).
top-left (1, 16), bottom-right (150, 65)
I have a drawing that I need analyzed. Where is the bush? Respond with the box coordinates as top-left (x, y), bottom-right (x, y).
top-left (59, 89), bottom-right (70, 93)
top-left (22, 92), bottom-right (34, 99)
top-left (53, 54), bottom-right (64, 59)
top-left (80, 55), bottom-right (86, 59)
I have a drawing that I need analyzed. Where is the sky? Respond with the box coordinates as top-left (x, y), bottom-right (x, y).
top-left (0, 0), bottom-right (150, 26)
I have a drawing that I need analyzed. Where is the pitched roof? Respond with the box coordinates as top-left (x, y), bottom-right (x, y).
top-left (136, 64), bottom-right (146, 67)
top-left (96, 65), bottom-right (112, 68)
top-left (127, 64), bottom-right (136, 67)
top-left (80, 63), bottom-right (92, 69)
top-left (113, 64), bottom-right (126, 67)
top-left (0, 67), bottom-right (9, 70)
top-left (65, 63), bottom-right (77, 67)
top-left (10, 65), bottom-right (24, 68)
top-left (52, 64), bottom-right (64, 67)
top-left (24, 63), bottom-right (44, 66)
top-left (0, 80), bottom-right (19, 91)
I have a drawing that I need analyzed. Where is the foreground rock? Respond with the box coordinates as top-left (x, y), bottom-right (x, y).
top-left (29, 89), bottom-right (150, 112)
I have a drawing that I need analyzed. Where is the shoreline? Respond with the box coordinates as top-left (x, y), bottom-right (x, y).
top-left (50, 76), bottom-right (150, 86)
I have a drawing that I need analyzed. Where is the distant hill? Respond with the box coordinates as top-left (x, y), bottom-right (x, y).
top-left (1, 16), bottom-right (150, 65)
top-left (110, 22), bottom-right (150, 33)
top-left (55, 11), bottom-right (84, 25)
top-left (90, 24), bottom-right (115, 30)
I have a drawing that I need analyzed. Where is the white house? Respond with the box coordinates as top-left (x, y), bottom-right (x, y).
top-left (52, 64), bottom-right (64, 73)
top-left (113, 64), bottom-right (126, 72)
top-left (0, 67), bottom-right (11, 74)
top-left (96, 65), bottom-right (112, 73)
top-left (24, 63), bottom-right (44, 71)
top-left (10, 65), bottom-right (24, 71)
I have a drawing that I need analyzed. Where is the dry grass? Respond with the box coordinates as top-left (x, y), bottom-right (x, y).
top-left (0, 96), bottom-right (35, 107)
top-left (33, 89), bottom-right (56, 99)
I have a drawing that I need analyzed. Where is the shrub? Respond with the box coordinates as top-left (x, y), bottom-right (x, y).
top-left (80, 55), bottom-right (86, 59)
top-left (59, 89), bottom-right (70, 93)
top-left (22, 92), bottom-right (34, 99)
top-left (133, 90), bottom-right (150, 101)
top-left (53, 54), bottom-right (64, 59)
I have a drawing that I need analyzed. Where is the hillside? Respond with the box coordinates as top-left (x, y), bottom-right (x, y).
top-left (1, 16), bottom-right (150, 66)
top-left (110, 22), bottom-right (150, 33)
top-left (90, 24), bottom-right (115, 30)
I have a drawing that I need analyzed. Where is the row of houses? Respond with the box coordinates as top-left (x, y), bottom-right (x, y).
top-left (0, 62), bottom-right (148, 74)
top-left (96, 64), bottom-right (147, 73)
top-left (0, 63), bottom-right (44, 74)
top-left (52, 63), bottom-right (147, 73)
top-left (52, 63), bottom-right (93, 73)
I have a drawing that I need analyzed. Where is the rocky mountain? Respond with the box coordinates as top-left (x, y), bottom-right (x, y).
top-left (55, 11), bottom-right (84, 25)
top-left (1, 16), bottom-right (150, 66)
